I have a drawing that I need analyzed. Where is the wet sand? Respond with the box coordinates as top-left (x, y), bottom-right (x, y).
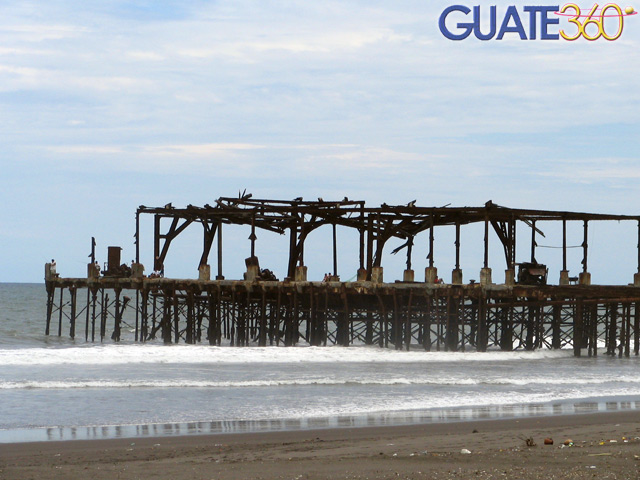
top-left (2, 411), bottom-right (640, 479)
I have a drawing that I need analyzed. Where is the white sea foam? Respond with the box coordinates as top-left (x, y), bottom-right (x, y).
top-left (2, 373), bottom-right (639, 390)
top-left (0, 344), bottom-right (575, 366)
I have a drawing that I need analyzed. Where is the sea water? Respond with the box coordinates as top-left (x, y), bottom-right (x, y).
top-left (1, 283), bottom-right (639, 443)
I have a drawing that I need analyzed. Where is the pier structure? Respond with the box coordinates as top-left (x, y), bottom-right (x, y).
top-left (44, 195), bottom-right (640, 356)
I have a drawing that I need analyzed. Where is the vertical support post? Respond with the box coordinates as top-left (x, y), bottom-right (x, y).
top-left (607, 303), bottom-right (617, 355)
top-left (85, 288), bottom-right (90, 341)
top-left (135, 210), bottom-right (140, 264)
top-left (530, 220), bottom-right (536, 262)
top-left (259, 289), bottom-right (267, 347)
top-left (69, 287), bottom-right (77, 339)
top-left (45, 285), bottom-right (54, 336)
top-left (154, 215), bottom-right (161, 271)
top-left (366, 214), bottom-right (374, 279)
top-left (186, 290), bottom-right (194, 344)
top-left (173, 289), bottom-right (179, 344)
top-left (359, 204), bottom-right (365, 271)
top-left (135, 290), bottom-right (139, 342)
top-left (455, 221), bottom-right (460, 270)
top-left (332, 223), bottom-right (338, 277)
top-left (141, 289), bottom-right (149, 342)
top-left (392, 290), bottom-right (401, 350)
top-left (57, 288), bottom-right (64, 337)
top-left (574, 298), bottom-right (583, 357)
top-left (477, 294), bottom-right (488, 352)
top-left (405, 291), bottom-right (413, 351)
top-left (634, 301), bottom-right (639, 356)
top-left (511, 218), bottom-right (517, 268)
top-left (483, 216), bottom-right (489, 269)
top-left (429, 213), bottom-right (435, 268)
top-left (562, 219), bottom-right (567, 272)
top-left (298, 215), bottom-right (304, 267)
top-left (288, 225), bottom-right (297, 279)
top-left (552, 303), bottom-right (562, 349)
top-left (100, 290), bottom-right (107, 342)
top-left (582, 220), bottom-right (588, 273)
top-left (91, 289), bottom-right (97, 342)
top-left (250, 215), bottom-right (256, 259)
top-left (113, 289), bottom-right (121, 342)
top-left (217, 221), bottom-right (223, 279)
top-left (637, 220), bottom-right (640, 274)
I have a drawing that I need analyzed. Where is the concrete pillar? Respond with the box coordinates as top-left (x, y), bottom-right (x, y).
top-left (198, 264), bottom-right (210, 281)
top-left (131, 263), bottom-right (145, 279)
top-left (634, 273), bottom-right (640, 287)
top-left (371, 266), bottom-right (384, 284)
top-left (559, 270), bottom-right (570, 285)
top-left (451, 268), bottom-right (463, 285)
top-left (425, 267), bottom-right (438, 284)
top-left (295, 265), bottom-right (308, 282)
top-left (357, 268), bottom-right (367, 282)
top-left (480, 268), bottom-right (492, 286)
top-left (245, 265), bottom-right (260, 281)
top-left (44, 263), bottom-right (58, 280)
top-left (403, 269), bottom-right (415, 282)
top-left (505, 268), bottom-right (515, 286)
top-left (579, 272), bottom-right (591, 285)
top-left (87, 263), bottom-right (100, 279)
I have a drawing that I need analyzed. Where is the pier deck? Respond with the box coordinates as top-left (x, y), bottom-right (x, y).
top-left (44, 195), bottom-right (640, 356)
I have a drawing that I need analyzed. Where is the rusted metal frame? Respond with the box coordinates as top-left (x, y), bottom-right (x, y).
top-left (477, 292), bottom-right (488, 352)
top-left (574, 298), bottom-right (584, 357)
top-left (634, 301), bottom-right (639, 356)
top-left (359, 204), bottom-right (366, 271)
top-left (607, 303), bottom-right (617, 355)
top-left (341, 285), bottom-right (350, 347)
top-left (455, 220), bottom-right (461, 270)
top-left (172, 289), bottom-right (180, 344)
top-left (621, 303), bottom-right (630, 358)
top-left (582, 220), bottom-right (589, 273)
top-left (100, 290), bottom-right (109, 342)
top-left (90, 287), bottom-right (98, 342)
top-left (199, 222), bottom-right (218, 268)
top-left (68, 287), bottom-right (77, 339)
top-left (154, 216), bottom-right (193, 271)
top-left (259, 287), bottom-right (267, 347)
top-left (375, 293), bottom-right (387, 348)
top-left (551, 303), bottom-right (562, 349)
top-left (428, 213), bottom-right (435, 268)
top-left (404, 290), bottom-right (413, 351)
top-left (490, 219), bottom-right (514, 269)
top-left (112, 288), bottom-right (122, 342)
top-left (274, 287), bottom-right (282, 346)
top-left (483, 215), bottom-right (489, 269)
top-left (562, 218), bottom-right (568, 272)
top-left (56, 287), bottom-right (64, 337)
top-left (392, 290), bottom-right (401, 350)
top-left (365, 214), bottom-right (374, 278)
top-left (332, 223), bottom-right (338, 277)
top-left (323, 289), bottom-right (329, 346)
top-left (422, 291), bottom-right (432, 351)
top-left (140, 288), bottom-right (149, 342)
top-left (229, 288), bottom-right (236, 345)
top-left (185, 289), bottom-right (195, 344)
top-left (530, 220), bottom-right (537, 263)
top-left (84, 288), bottom-right (91, 341)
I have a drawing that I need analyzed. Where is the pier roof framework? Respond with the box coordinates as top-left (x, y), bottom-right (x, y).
top-left (136, 195), bottom-right (640, 280)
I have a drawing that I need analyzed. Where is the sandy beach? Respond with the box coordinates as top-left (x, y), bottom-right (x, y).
top-left (2, 411), bottom-right (640, 479)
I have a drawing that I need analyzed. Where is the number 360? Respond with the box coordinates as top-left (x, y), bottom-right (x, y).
top-left (560, 3), bottom-right (625, 40)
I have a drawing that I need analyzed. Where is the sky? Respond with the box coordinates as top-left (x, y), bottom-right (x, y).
top-left (1, 0), bottom-right (640, 284)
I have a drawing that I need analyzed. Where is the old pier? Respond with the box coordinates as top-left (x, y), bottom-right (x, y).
top-left (44, 195), bottom-right (640, 356)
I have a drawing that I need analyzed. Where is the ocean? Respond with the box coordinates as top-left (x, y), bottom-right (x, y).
top-left (1, 282), bottom-right (639, 443)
